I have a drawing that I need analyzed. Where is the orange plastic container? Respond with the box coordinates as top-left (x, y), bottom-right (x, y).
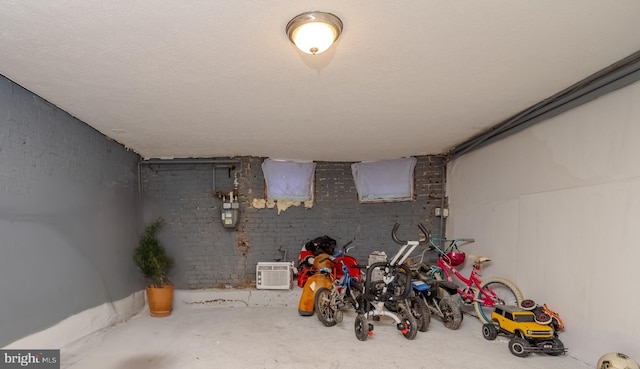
top-left (298, 273), bottom-right (332, 316)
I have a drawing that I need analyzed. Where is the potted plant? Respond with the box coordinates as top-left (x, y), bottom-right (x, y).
top-left (133, 217), bottom-right (175, 317)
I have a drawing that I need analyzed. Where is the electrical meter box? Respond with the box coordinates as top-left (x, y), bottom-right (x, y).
top-left (222, 198), bottom-right (240, 228)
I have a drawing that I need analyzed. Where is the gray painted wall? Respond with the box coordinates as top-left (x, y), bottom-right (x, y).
top-left (141, 156), bottom-right (446, 288)
top-left (0, 76), bottom-right (142, 347)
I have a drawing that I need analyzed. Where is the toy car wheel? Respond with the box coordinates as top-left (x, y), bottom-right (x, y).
top-left (482, 323), bottom-right (498, 340)
top-left (509, 337), bottom-right (531, 357)
top-left (535, 312), bottom-right (553, 325)
top-left (519, 299), bottom-right (536, 310)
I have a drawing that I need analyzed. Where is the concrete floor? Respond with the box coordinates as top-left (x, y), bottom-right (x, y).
top-left (60, 289), bottom-right (593, 369)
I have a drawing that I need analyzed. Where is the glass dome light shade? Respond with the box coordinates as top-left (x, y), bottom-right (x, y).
top-left (286, 12), bottom-right (343, 55)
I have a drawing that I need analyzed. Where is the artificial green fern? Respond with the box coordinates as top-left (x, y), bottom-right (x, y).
top-left (133, 218), bottom-right (174, 288)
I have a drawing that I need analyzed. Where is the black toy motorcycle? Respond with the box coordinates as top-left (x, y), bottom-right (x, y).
top-left (411, 266), bottom-right (463, 330)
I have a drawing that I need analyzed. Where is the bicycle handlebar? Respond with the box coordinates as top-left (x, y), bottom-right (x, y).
top-left (417, 223), bottom-right (431, 242)
top-left (391, 223), bottom-right (404, 245)
top-left (392, 223), bottom-right (433, 246)
top-left (417, 223), bottom-right (475, 253)
top-left (332, 240), bottom-right (355, 259)
top-left (439, 237), bottom-right (475, 245)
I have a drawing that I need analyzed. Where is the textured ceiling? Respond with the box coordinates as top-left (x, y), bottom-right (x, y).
top-left (1, 1), bottom-right (639, 161)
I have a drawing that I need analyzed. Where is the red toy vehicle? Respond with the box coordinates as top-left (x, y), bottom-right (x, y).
top-left (297, 237), bottom-right (359, 287)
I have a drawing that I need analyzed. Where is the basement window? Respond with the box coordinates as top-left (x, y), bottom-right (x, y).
top-left (262, 159), bottom-right (316, 201)
top-left (351, 157), bottom-right (417, 202)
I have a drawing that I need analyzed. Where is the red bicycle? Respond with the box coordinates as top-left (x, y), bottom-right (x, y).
top-left (416, 224), bottom-right (524, 324)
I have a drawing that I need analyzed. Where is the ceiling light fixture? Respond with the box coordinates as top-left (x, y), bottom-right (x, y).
top-left (286, 12), bottom-right (343, 55)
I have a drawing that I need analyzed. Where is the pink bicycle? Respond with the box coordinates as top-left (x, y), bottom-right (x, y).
top-left (416, 224), bottom-right (524, 324)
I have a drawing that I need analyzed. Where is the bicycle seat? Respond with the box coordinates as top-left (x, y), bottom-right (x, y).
top-left (472, 256), bottom-right (491, 264)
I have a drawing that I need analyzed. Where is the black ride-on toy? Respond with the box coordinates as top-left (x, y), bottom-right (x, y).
top-left (354, 224), bottom-right (425, 341)
top-left (411, 276), bottom-right (463, 330)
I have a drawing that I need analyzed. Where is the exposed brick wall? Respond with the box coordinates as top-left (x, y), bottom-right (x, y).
top-left (141, 156), bottom-right (446, 288)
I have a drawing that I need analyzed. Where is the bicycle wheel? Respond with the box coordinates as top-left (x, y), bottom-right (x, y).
top-left (439, 295), bottom-right (463, 330)
top-left (409, 296), bottom-right (430, 332)
top-left (354, 314), bottom-right (369, 341)
top-left (398, 310), bottom-right (418, 340)
top-left (314, 287), bottom-right (337, 327)
top-left (473, 277), bottom-right (523, 324)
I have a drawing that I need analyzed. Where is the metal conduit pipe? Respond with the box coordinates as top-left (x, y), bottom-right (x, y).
top-left (446, 49), bottom-right (640, 160)
top-left (439, 155), bottom-right (446, 244)
top-left (137, 158), bottom-right (241, 199)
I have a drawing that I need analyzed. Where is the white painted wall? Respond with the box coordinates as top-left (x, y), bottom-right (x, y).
top-left (447, 80), bottom-right (640, 365)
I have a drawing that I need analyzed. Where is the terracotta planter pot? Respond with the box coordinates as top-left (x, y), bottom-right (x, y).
top-left (146, 285), bottom-right (174, 317)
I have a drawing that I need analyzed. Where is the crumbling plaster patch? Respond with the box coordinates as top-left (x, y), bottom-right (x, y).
top-left (250, 198), bottom-right (314, 214)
